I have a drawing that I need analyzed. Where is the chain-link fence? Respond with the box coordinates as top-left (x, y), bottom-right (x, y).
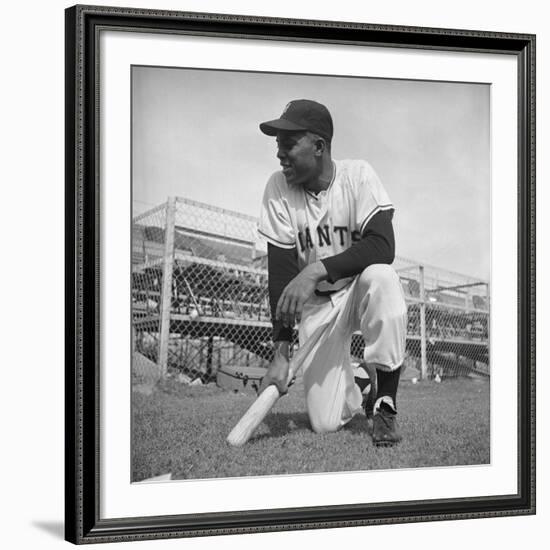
top-left (393, 259), bottom-right (489, 381)
top-left (131, 202), bottom-right (168, 386)
top-left (132, 198), bottom-right (490, 386)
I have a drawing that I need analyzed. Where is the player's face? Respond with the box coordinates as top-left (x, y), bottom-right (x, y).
top-left (276, 131), bottom-right (321, 187)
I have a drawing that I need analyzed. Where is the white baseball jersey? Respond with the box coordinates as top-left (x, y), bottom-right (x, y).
top-left (258, 159), bottom-right (394, 293)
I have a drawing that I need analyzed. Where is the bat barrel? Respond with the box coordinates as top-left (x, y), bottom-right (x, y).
top-left (226, 385), bottom-right (280, 447)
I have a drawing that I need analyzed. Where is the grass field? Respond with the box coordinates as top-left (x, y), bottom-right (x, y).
top-left (132, 375), bottom-right (489, 482)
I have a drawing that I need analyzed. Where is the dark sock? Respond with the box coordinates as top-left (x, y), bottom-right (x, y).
top-left (376, 367), bottom-right (401, 409)
top-left (354, 376), bottom-right (371, 393)
top-left (354, 364), bottom-right (372, 393)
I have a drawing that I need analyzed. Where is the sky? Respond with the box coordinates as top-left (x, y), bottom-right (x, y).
top-left (132, 66), bottom-right (490, 280)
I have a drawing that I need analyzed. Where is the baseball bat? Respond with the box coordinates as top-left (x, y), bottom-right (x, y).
top-left (226, 306), bottom-right (340, 447)
top-left (226, 368), bottom-right (297, 447)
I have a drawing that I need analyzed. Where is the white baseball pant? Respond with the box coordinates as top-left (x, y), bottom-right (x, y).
top-left (296, 264), bottom-right (407, 434)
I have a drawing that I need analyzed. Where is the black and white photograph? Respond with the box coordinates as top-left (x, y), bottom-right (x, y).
top-left (131, 66), bottom-right (491, 481)
top-left (60, 4), bottom-right (536, 545)
top-left (1, 0), bottom-right (545, 547)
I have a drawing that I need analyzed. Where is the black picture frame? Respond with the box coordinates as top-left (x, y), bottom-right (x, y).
top-left (65, 4), bottom-right (536, 544)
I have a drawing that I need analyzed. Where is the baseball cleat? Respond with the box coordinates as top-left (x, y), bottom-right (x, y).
top-left (372, 402), bottom-right (402, 447)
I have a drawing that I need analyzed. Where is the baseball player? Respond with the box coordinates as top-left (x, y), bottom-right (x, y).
top-left (257, 99), bottom-right (407, 446)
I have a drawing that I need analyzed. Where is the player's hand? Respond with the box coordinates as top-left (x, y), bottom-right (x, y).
top-left (258, 345), bottom-right (290, 396)
top-left (276, 261), bottom-right (328, 327)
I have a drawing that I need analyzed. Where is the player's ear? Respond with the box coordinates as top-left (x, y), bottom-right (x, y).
top-left (313, 136), bottom-right (327, 156)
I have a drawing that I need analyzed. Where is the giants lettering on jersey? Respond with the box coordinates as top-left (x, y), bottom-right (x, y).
top-left (258, 159), bottom-right (393, 292)
top-left (297, 225), bottom-right (361, 252)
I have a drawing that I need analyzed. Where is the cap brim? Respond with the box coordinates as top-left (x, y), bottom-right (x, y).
top-left (259, 118), bottom-right (307, 136)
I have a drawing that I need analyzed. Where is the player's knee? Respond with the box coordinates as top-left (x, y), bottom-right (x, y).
top-left (358, 264), bottom-right (399, 291)
top-left (310, 415), bottom-right (340, 434)
top-left (358, 264), bottom-right (407, 323)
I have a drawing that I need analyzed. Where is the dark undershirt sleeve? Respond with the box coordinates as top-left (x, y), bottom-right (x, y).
top-left (321, 209), bottom-right (395, 284)
top-left (267, 243), bottom-right (299, 342)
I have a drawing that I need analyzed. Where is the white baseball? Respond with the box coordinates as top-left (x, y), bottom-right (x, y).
top-left (189, 308), bottom-right (199, 320)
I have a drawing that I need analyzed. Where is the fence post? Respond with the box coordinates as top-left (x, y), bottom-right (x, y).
top-left (158, 197), bottom-right (176, 377)
top-left (206, 336), bottom-right (214, 381)
top-left (419, 264), bottom-right (427, 380)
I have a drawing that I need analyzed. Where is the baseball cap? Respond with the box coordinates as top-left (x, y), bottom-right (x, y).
top-left (259, 99), bottom-right (333, 141)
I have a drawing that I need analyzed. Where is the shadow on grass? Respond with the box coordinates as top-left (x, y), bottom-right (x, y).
top-left (343, 414), bottom-right (373, 436)
top-left (251, 411), bottom-right (373, 443)
top-left (251, 412), bottom-right (311, 442)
